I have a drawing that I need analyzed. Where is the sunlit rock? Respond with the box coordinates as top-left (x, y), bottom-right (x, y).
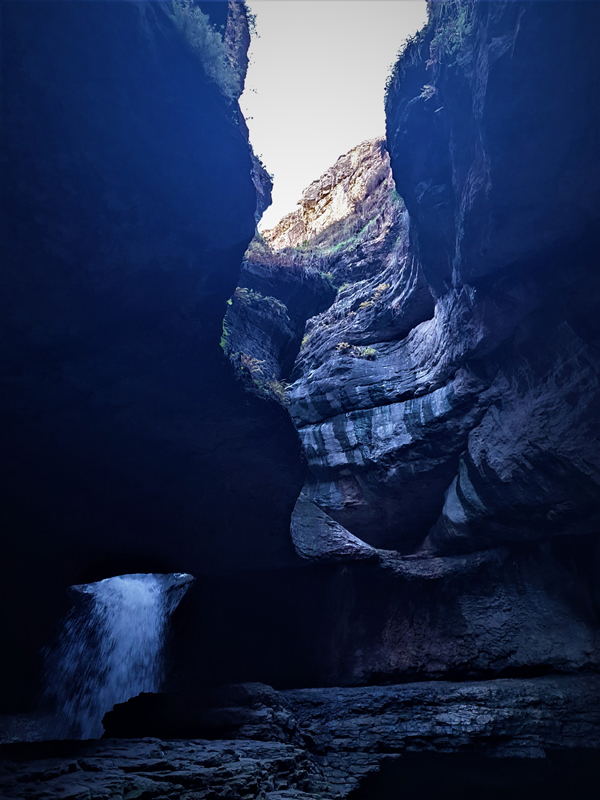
top-left (263, 139), bottom-right (394, 251)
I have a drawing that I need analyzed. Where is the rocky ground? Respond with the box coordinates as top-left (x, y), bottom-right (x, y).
top-left (2, 677), bottom-right (600, 799)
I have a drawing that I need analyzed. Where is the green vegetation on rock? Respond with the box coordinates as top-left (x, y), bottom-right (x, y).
top-left (171, 1), bottom-right (243, 101)
top-left (427, 0), bottom-right (474, 68)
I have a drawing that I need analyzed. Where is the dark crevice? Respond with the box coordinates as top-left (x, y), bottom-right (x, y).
top-left (348, 751), bottom-right (600, 800)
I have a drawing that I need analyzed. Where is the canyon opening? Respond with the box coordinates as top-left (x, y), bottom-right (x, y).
top-left (1, 1), bottom-right (599, 798)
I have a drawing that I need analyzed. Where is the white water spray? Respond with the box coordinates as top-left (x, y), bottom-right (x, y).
top-left (45, 572), bottom-right (194, 739)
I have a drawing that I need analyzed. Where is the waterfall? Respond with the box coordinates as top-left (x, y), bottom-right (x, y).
top-left (45, 572), bottom-right (194, 739)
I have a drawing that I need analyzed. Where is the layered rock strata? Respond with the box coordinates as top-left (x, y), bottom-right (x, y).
top-left (222, 0), bottom-right (600, 684)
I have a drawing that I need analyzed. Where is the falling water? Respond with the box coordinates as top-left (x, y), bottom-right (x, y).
top-left (45, 572), bottom-right (194, 739)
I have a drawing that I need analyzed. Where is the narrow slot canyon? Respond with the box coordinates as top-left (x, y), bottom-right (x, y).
top-left (1, 1), bottom-right (599, 798)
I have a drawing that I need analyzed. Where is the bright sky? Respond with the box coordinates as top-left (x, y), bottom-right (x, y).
top-left (240, 0), bottom-right (429, 230)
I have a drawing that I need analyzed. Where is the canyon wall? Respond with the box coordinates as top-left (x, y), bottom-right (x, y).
top-left (0, 0), bottom-right (304, 710)
top-left (1, 0), bottom-right (599, 711)
top-left (386, 0), bottom-right (600, 554)
top-left (223, 0), bottom-right (600, 684)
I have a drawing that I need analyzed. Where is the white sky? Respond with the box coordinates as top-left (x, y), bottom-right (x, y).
top-left (240, 0), bottom-right (429, 230)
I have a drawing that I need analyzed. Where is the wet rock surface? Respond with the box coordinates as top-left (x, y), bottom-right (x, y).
top-left (2, 677), bottom-right (600, 799)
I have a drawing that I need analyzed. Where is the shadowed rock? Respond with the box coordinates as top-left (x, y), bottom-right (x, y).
top-left (4, 677), bottom-right (600, 799)
top-left (290, 493), bottom-right (376, 562)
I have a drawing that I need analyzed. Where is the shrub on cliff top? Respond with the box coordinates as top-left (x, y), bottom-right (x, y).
top-left (384, 20), bottom-right (432, 105)
top-left (427, 0), bottom-right (474, 69)
top-left (171, 1), bottom-right (242, 101)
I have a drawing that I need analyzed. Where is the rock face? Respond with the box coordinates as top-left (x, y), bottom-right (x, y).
top-left (0, 0), bottom-right (305, 711)
top-left (231, 1), bottom-right (600, 556)
top-left (290, 493), bottom-right (377, 562)
top-left (286, 0), bottom-right (600, 556)
top-left (385, 0), bottom-right (600, 553)
top-left (222, 0), bottom-right (600, 684)
top-left (222, 138), bottom-right (409, 404)
top-left (263, 138), bottom-right (396, 252)
top-left (2, 0), bottom-right (600, 725)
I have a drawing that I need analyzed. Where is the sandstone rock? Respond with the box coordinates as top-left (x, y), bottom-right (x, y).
top-left (385, 0), bottom-right (600, 552)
